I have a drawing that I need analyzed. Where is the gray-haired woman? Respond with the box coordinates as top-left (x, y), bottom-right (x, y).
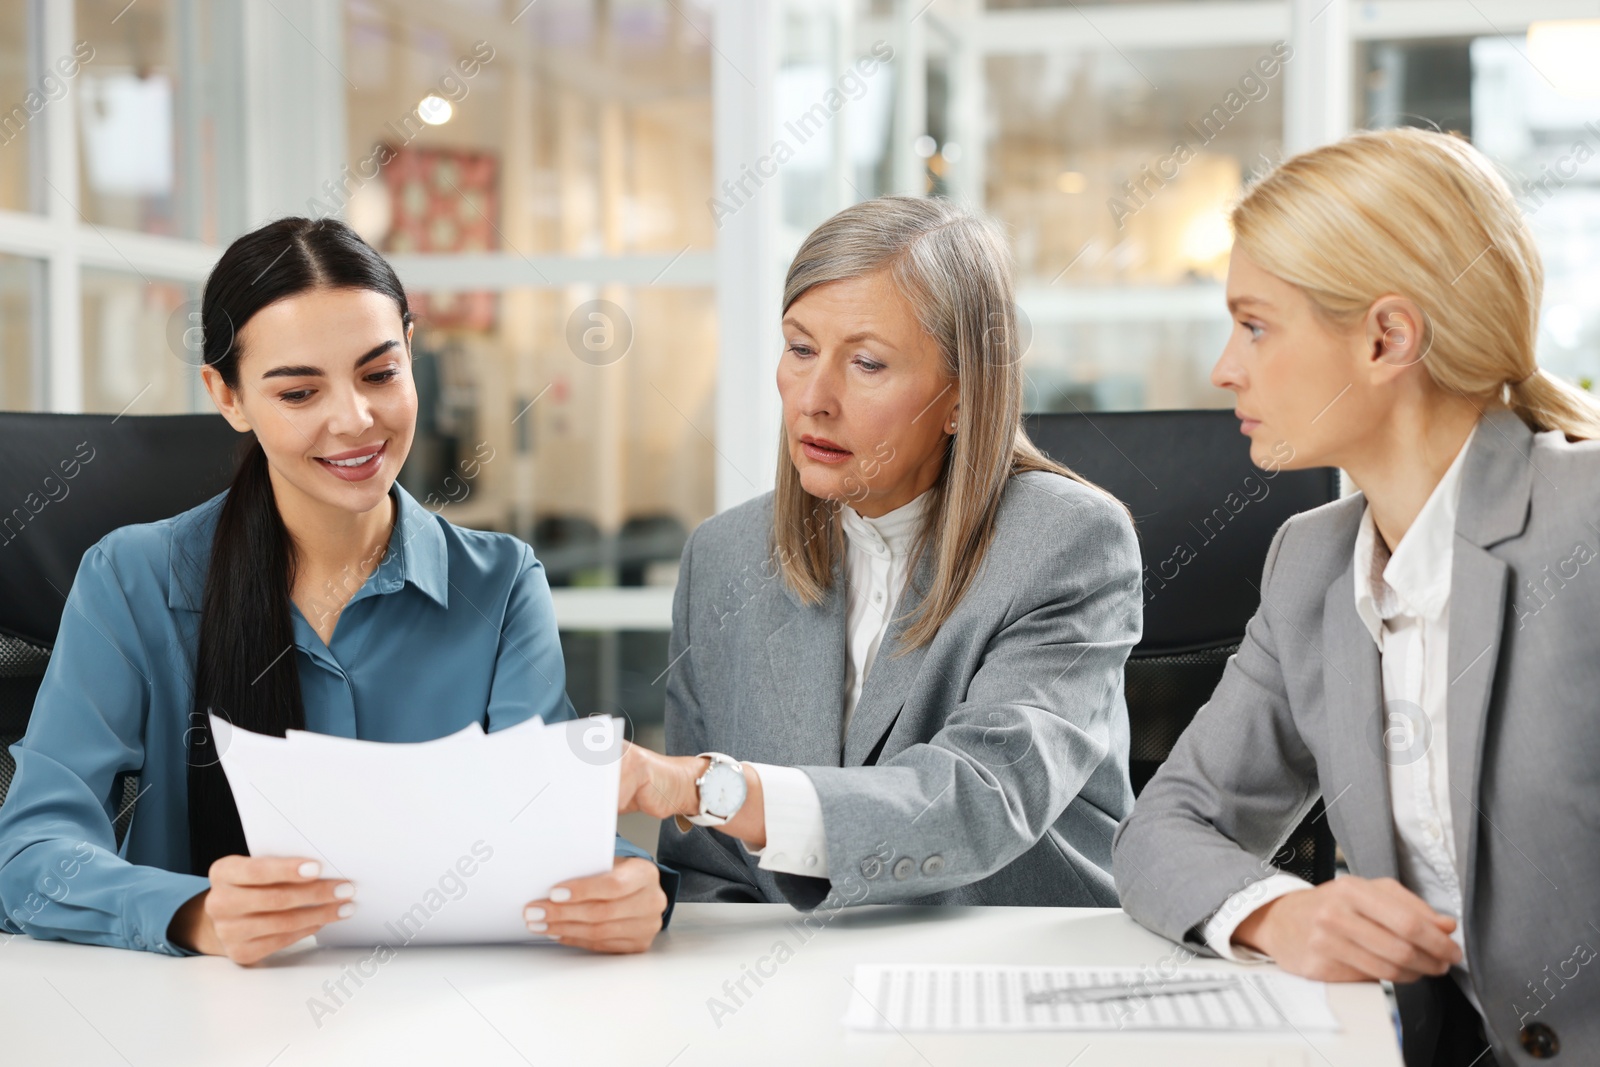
top-left (618, 195), bottom-right (1141, 910)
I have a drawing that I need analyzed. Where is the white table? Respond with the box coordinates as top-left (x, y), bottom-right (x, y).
top-left (2, 904), bottom-right (1403, 1066)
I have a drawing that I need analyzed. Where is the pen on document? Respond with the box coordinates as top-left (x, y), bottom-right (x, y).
top-left (1024, 977), bottom-right (1243, 1006)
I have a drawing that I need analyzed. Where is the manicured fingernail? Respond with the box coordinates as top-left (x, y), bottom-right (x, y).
top-left (527, 922), bottom-right (547, 933)
top-left (523, 907), bottom-right (545, 922)
top-left (333, 882), bottom-right (356, 900)
top-left (337, 903), bottom-right (357, 919)
top-left (549, 888), bottom-right (572, 903)
top-left (299, 861), bottom-right (320, 879)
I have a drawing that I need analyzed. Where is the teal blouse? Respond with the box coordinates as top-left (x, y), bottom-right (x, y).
top-left (0, 482), bottom-right (673, 954)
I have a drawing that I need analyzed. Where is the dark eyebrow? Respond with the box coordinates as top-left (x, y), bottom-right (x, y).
top-left (260, 340), bottom-right (401, 380)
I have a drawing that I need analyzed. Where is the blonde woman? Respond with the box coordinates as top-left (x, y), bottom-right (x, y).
top-left (1114, 128), bottom-right (1600, 1066)
top-left (616, 196), bottom-right (1141, 911)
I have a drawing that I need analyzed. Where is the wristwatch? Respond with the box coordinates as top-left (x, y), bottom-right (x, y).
top-left (674, 752), bottom-right (748, 832)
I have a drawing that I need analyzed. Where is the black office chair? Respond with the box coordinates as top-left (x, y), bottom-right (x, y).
top-left (1025, 409), bottom-right (1341, 885)
top-left (0, 412), bottom-right (243, 841)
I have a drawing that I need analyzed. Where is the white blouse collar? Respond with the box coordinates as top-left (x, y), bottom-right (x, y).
top-left (1352, 421), bottom-right (1477, 638)
top-left (841, 489), bottom-right (932, 556)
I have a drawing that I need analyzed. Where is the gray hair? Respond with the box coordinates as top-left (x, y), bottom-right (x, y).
top-left (773, 195), bottom-right (1109, 650)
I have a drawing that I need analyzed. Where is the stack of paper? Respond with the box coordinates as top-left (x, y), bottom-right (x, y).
top-left (843, 964), bottom-right (1339, 1033)
top-left (212, 713), bottom-right (621, 947)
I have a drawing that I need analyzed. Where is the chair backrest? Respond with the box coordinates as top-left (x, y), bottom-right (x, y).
top-left (1025, 410), bottom-right (1340, 654)
top-left (1, 412), bottom-right (244, 647)
top-left (0, 412), bottom-right (242, 839)
top-left (1024, 410), bottom-right (1341, 883)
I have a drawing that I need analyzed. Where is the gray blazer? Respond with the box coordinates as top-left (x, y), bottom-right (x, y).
top-left (1113, 408), bottom-right (1600, 1065)
top-left (658, 470), bottom-right (1140, 911)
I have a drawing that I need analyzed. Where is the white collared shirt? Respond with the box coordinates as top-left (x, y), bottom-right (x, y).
top-left (744, 491), bottom-right (931, 878)
top-left (1202, 425), bottom-right (1480, 1011)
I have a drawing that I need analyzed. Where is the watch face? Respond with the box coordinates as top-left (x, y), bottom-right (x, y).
top-left (701, 762), bottom-right (748, 819)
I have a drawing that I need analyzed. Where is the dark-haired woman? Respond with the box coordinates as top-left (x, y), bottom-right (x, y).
top-left (0, 217), bottom-right (674, 963)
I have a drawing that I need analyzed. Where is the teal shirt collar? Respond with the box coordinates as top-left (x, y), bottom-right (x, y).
top-left (166, 481), bottom-right (448, 612)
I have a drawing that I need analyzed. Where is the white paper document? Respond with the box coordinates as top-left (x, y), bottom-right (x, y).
top-left (843, 965), bottom-right (1339, 1033)
top-left (212, 713), bottom-right (621, 947)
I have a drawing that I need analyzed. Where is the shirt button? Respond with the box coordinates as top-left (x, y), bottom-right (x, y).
top-left (921, 855), bottom-right (945, 876)
top-left (804, 855), bottom-right (818, 869)
top-left (873, 591), bottom-right (884, 603)
top-left (892, 857), bottom-right (915, 880)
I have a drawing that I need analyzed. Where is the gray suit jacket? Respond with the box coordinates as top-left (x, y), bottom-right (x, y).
top-left (659, 470), bottom-right (1140, 911)
top-left (1113, 409), bottom-right (1600, 1066)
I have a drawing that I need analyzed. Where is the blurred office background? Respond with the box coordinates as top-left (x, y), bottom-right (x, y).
top-left (2, 1), bottom-right (1597, 848)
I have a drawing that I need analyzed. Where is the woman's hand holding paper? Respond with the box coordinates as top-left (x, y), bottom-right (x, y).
top-left (523, 857), bottom-right (665, 954)
top-left (170, 856), bottom-right (357, 965)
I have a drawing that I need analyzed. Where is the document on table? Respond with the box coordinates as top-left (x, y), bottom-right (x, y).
top-left (843, 965), bottom-right (1339, 1033)
top-left (211, 712), bottom-right (621, 948)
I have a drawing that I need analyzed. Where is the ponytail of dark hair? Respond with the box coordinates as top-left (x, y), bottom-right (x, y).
top-left (187, 217), bottom-right (414, 875)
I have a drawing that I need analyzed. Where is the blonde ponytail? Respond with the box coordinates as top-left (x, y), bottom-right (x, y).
top-left (1508, 368), bottom-right (1600, 439)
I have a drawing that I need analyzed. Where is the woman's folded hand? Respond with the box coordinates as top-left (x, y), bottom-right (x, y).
top-left (1233, 875), bottom-right (1462, 983)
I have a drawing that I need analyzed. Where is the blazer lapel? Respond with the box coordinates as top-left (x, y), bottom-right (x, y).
top-left (1321, 555), bottom-right (1401, 880)
top-left (842, 553), bottom-right (936, 766)
top-left (1446, 543), bottom-right (1508, 905)
top-left (1446, 408), bottom-right (1533, 907)
top-left (765, 578), bottom-right (848, 766)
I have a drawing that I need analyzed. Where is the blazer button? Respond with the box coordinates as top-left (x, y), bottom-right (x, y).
top-left (892, 857), bottom-right (915, 880)
top-left (860, 856), bottom-right (883, 880)
top-left (1520, 1022), bottom-right (1559, 1058)
top-left (921, 855), bottom-right (944, 876)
